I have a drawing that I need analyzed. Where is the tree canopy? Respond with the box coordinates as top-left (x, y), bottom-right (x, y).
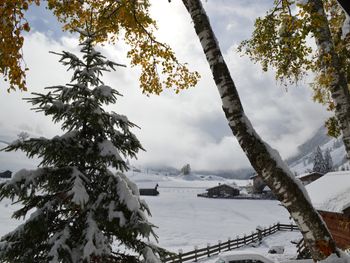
top-left (181, 0), bottom-right (338, 260)
top-left (238, 0), bottom-right (350, 138)
top-left (0, 0), bottom-right (200, 94)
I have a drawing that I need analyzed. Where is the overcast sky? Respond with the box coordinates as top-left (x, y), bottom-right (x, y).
top-left (0, 0), bottom-right (331, 172)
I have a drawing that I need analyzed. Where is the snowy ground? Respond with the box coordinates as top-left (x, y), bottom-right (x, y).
top-left (144, 187), bottom-right (292, 252)
top-left (0, 172), bottom-right (295, 259)
top-left (198, 231), bottom-right (302, 263)
top-left (127, 172), bottom-right (292, 253)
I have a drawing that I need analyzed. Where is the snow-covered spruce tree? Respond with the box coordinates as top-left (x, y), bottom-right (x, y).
top-left (313, 146), bottom-right (327, 174)
top-left (180, 164), bottom-right (191, 175)
top-left (0, 29), bottom-right (164, 263)
top-left (324, 149), bottom-right (333, 173)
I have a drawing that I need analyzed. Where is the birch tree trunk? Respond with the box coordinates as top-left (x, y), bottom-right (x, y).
top-left (307, 0), bottom-right (350, 159)
top-left (181, 0), bottom-right (337, 260)
top-left (336, 0), bottom-right (350, 16)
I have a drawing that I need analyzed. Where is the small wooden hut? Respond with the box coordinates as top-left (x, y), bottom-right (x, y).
top-left (139, 184), bottom-right (159, 196)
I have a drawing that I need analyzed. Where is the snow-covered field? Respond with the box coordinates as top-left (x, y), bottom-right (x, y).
top-left (127, 172), bottom-right (292, 253)
top-left (0, 172), bottom-right (294, 259)
top-left (144, 187), bottom-right (291, 252)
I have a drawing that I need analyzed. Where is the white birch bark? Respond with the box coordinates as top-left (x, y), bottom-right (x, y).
top-left (307, 0), bottom-right (350, 159)
top-left (336, 0), bottom-right (350, 16)
top-left (181, 0), bottom-right (338, 260)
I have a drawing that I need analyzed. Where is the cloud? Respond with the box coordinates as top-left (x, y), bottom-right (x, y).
top-left (0, 0), bottom-right (331, 173)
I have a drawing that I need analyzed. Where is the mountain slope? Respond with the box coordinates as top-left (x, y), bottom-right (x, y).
top-left (288, 126), bottom-right (348, 174)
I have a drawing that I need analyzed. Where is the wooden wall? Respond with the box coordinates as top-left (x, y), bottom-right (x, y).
top-left (319, 210), bottom-right (350, 250)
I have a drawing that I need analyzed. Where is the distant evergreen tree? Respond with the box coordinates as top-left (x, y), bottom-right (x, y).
top-left (0, 29), bottom-right (164, 262)
top-left (312, 146), bottom-right (327, 174)
top-left (180, 164), bottom-right (191, 175)
top-left (324, 149), bottom-right (333, 173)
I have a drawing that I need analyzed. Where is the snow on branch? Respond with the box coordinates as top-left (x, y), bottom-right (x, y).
top-left (67, 167), bottom-right (89, 207)
top-left (83, 212), bottom-right (110, 261)
top-left (98, 140), bottom-right (123, 160)
top-left (48, 226), bottom-right (71, 263)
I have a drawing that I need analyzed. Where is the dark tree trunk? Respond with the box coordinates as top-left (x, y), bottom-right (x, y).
top-left (181, 0), bottom-right (337, 260)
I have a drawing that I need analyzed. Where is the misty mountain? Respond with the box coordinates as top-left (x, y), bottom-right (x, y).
top-left (1, 123), bottom-right (348, 178)
top-left (288, 126), bottom-right (348, 175)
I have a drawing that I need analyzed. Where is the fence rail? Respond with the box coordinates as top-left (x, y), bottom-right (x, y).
top-left (162, 223), bottom-right (299, 263)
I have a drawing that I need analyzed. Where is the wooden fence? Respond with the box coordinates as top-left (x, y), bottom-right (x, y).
top-left (162, 223), bottom-right (299, 263)
top-left (296, 238), bottom-right (310, 259)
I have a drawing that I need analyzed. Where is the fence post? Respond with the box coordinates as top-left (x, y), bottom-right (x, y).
top-left (243, 234), bottom-right (246, 245)
top-left (291, 224), bottom-right (294, 231)
top-left (218, 240), bottom-right (221, 253)
top-left (228, 237), bottom-right (231, 250)
top-left (178, 249), bottom-right (182, 263)
top-left (256, 227), bottom-right (262, 243)
top-left (194, 245), bottom-right (198, 262)
top-left (277, 222), bottom-right (280, 231)
top-left (207, 243), bottom-right (211, 257)
top-left (236, 235), bottom-right (239, 248)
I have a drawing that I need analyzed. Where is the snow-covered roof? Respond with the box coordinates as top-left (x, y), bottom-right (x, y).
top-left (206, 183), bottom-right (239, 191)
top-left (296, 171), bottom-right (323, 180)
top-left (262, 186), bottom-right (271, 192)
top-left (306, 171), bottom-right (350, 213)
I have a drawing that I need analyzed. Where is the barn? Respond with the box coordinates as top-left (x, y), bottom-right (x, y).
top-left (306, 171), bottom-right (350, 250)
top-left (198, 184), bottom-right (240, 198)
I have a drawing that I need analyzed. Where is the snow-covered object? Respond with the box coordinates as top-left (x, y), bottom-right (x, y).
top-left (256, 225), bottom-right (264, 231)
top-left (0, 29), bottom-right (161, 262)
top-left (83, 212), bottom-right (110, 261)
top-left (216, 251), bottom-right (274, 263)
top-left (263, 186), bottom-right (271, 192)
top-left (67, 167), bottom-right (89, 206)
top-left (93, 85), bottom-right (113, 98)
top-left (9, 168), bottom-right (44, 186)
top-left (48, 226), bottom-right (71, 263)
top-left (268, 246), bottom-right (284, 254)
top-left (306, 171), bottom-right (350, 213)
top-left (98, 139), bottom-right (122, 160)
top-left (313, 146), bottom-right (327, 174)
top-left (142, 246), bottom-right (162, 263)
top-left (320, 250), bottom-right (350, 263)
top-left (341, 9), bottom-right (350, 39)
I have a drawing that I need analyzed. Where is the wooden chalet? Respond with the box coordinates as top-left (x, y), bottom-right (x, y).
top-left (198, 183), bottom-right (240, 198)
top-left (318, 210), bottom-right (350, 250)
top-left (297, 171), bottom-right (324, 185)
top-left (306, 171), bottom-right (350, 250)
top-left (0, 170), bottom-right (12, 179)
